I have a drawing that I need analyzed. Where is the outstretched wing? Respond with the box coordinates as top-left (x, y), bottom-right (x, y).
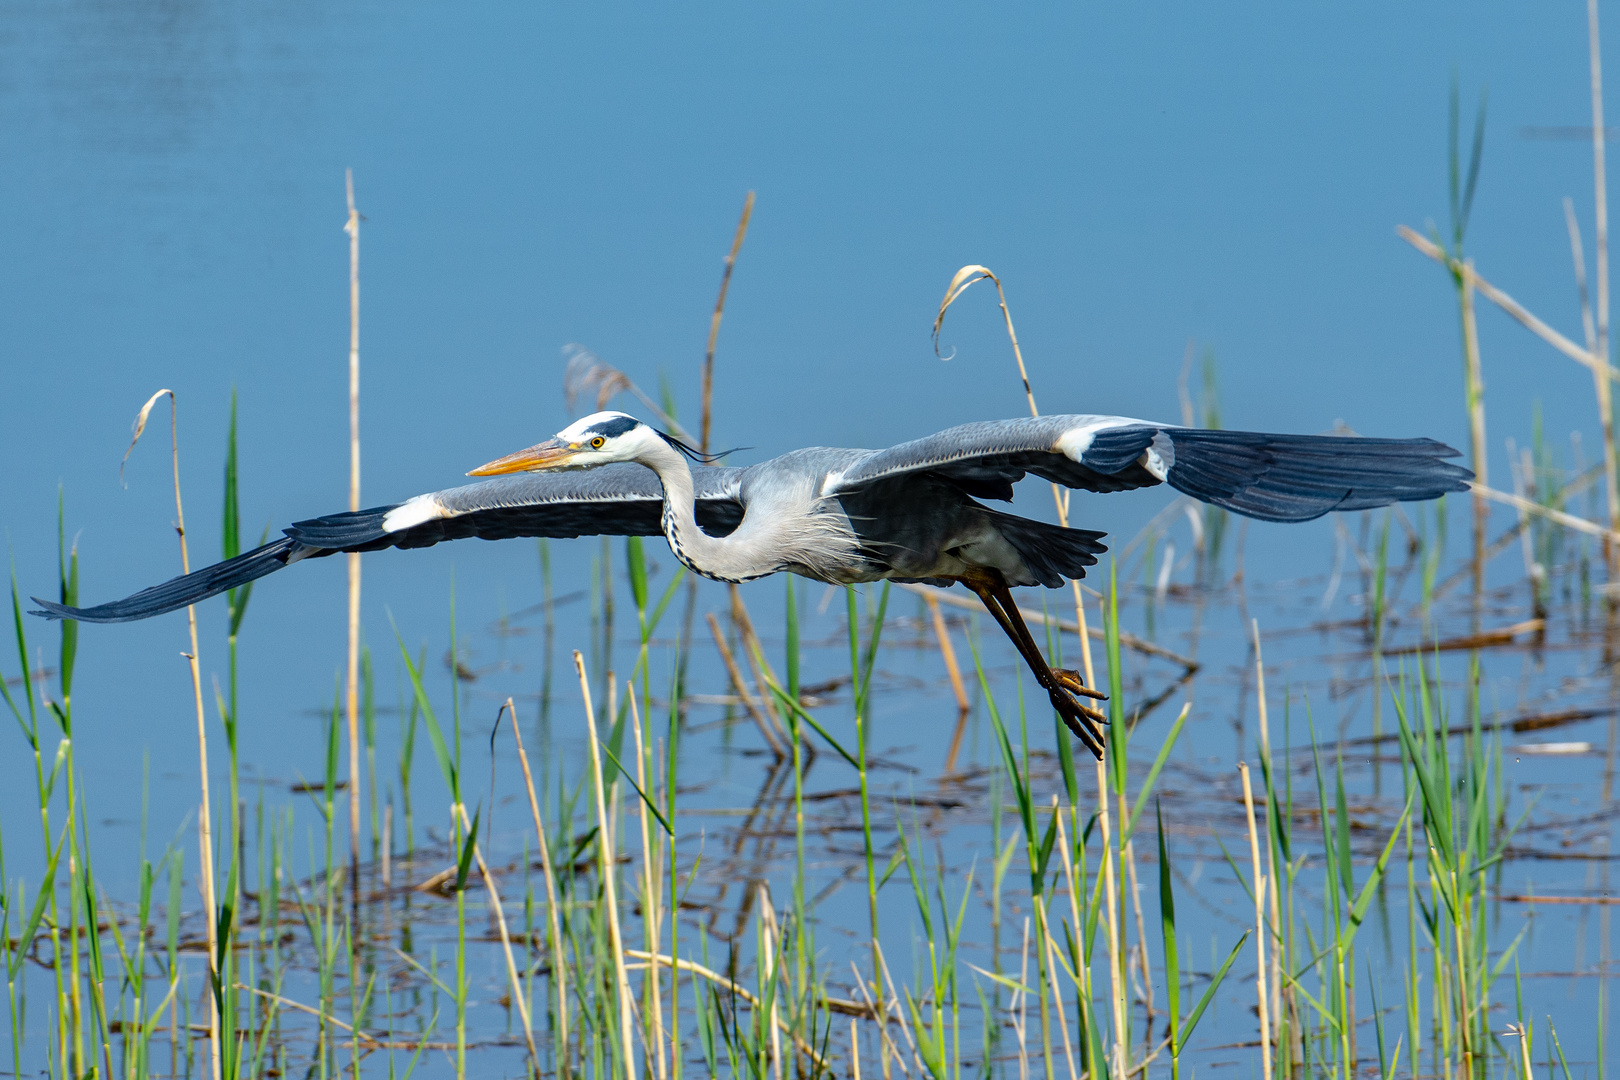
top-left (33, 464), bottom-right (744, 624)
top-left (829, 415), bottom-right (1471, 521)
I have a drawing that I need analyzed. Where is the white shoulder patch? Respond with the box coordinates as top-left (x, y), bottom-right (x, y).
top-left (382, 495), bottom-right (452, 533)
top-left (1054, 416), bottom-right (1151, 462)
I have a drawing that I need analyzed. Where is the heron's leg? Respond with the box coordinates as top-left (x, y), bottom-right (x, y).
top-left (983, 579), bottom-right (1111, 724)
top-left (959, 575), bottom-right (1106, 758)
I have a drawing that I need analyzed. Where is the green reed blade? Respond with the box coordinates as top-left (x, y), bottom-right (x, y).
top-left (598, 739), bottom-right (672, 836)
top-left (9, 820), bottom-right (66, 982)
top-left (1156, 802), bottom-right (1180, 1054)
top-left (1121, 702), bottom-right (1191, 848)
top-left (393, 622), bottom-right (459, 803)
top-left (1179, 930), bottom-right (1250, 1052)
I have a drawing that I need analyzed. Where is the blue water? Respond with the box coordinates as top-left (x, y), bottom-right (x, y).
top-left (0, 2), bottom-right (1615, 1074)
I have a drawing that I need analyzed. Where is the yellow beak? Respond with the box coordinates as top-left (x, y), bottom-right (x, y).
top-left (467, 439), bottom-right (580, 476)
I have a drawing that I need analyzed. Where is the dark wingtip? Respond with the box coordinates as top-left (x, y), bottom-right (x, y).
top-left (29, 599), bottom-right (66, 621)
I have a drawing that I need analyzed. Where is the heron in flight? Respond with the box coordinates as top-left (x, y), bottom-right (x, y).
top-left (34, 410), bottom-right (1469, 757)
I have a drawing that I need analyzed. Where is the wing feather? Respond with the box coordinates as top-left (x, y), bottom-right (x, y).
top-left (828, 415), bottom-right (1471, 522)
top-left (34, 464), bottom-right (745, 624)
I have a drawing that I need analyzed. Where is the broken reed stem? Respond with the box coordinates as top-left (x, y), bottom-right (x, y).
top-left (344, 169), bottom-right (364, 904)
top-left (575, 652), bottom-right (637, 1080)
top-left (628, 688), bottom-right (667, 1080)
top-left (625, 950), bottom-right (837, 1071)
top-left (130, 389), bottom-right (222, 1080)
top-left (1470, 482), bottom-right (1620, 542)
top-left (453, 802), bottom-right (539, 1071)
top-left (700, 191), bottom-right (755, 455)
top-left (706, 612), bottom-right (784, 757)
top-left (1238, 762), bottom-right (1272, 1080)
top-left (1398, 225), bottom-right (1620, 378)
top-left (507, 698), bottom-right (570, 1072)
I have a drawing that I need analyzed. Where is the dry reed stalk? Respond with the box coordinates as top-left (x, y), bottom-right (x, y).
top-left (1592, 0), bottom-right (1618, 571)
top-left (575, 652), bottom-right (637, 1080)
top-left (1250, 621), bottom-right (1287, 1066)
top-left (628, 689), bottom-right (667, 1080)
top-left (846, 963), bottom-right (909, 1079)
top-left (1470, 482), bottom-right (1620, 541)
top-left (124, 389), bottom-right (223, 1080)
top-left (1458, 259), bottom-right (1489, 593)
top-left (1045, 798), bottom-right (1080, 1080)
top-left (344, 170), bottom-right (364, 900)
top-left (926, 592), bottom-right (973, 772)
top-left (758, 884), bottom-right (785, 1080)
top-left (1237, 763), bottom-right (1271, 1080)
top-left (1015, 918), bottom-right (1031, 1080)
top-left (850, 1019), bottom-right (861, 1080)
top-left (873, 943), bottom-right (926, 1078)
top-left (1043, 929), bottom-right (1080, 1080)
top-left (1094, 757), bottom-right (1126, 1080)
top-left (1398, 227), bottom-right (1620, 377)
top-left (507, 699), bottom-right (570, 1070)
top-left (1568, 196), bottom-right (1601, 368)
top-left (706, 612), bottom-right (785, 757)
top-left (626, 952), bottom-right (837, 1070)
top-left (924, 592), bottom-right (970, 714)
top-left (727, 586), bottom-right (791, 741)
top-left (701, 191), bottom-right (755, 454)
top-left (453, 802), bottom-right (539, 1070)
top-left (932, 266), bottom-right (1099, 684)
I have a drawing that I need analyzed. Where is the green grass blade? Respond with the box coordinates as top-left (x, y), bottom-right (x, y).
top-left (1178, 930), bottom-right (1250, 1051)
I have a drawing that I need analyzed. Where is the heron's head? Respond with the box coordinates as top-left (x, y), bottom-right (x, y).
top-left (468, 411), bottom-right (665, 475)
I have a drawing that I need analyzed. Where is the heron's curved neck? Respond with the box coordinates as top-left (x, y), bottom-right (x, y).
top-left (638, 438), bottom-right (763, 584)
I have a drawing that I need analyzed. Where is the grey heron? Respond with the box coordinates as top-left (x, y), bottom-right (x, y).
top-left (33, 410), bottom-right (1470, 757)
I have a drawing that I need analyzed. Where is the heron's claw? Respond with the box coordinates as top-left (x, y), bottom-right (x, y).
top-left (1051, 668), bottom-right (1107, 701)
top-left (1047, 685), bottom-right (1106, 760)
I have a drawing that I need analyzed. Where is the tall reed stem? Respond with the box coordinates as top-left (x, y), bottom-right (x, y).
top-left (1589, 0), bottom-right (1620, 576)
top-left (344, 170), bottom-right (364, 903)
top-left (576, 652), bottom-right (636, 1080)
top-left (700, 191), bottom-right (755, 454)
top-left (128, 389), bottom-right (222, 1080)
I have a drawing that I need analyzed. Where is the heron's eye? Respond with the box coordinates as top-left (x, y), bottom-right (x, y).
top-left (591, 436), bottom-right (605, 449)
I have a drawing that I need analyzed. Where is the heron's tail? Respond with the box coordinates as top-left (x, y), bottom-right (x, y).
top-left (31, 537), bottom-right (312, 624)
top-left (1163, 429), bottom-right (1471, 523)
top-left (987, 511), bottom-right (1108, 589)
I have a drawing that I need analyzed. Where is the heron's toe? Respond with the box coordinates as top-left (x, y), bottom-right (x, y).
top-left (1051, 667), bottom-right (1108, 701)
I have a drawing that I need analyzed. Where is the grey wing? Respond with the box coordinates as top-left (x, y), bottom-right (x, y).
top-left (829, 415), bottom-right (1471, 522)
top-left (33, 464), bottom-right (744, 624)
top-left (287, 464), bottom-right (744, 549)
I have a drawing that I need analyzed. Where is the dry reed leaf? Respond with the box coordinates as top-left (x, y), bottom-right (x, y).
top-left (931, 264), bottom-right (998, 359)
top-left (562, 343), bottom-right (698, 444)
top-left (120, 388), bottom-right (174, 487)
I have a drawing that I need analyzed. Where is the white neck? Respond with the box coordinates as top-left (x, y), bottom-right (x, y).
top-left (634, 435), bottom-right (770, 584)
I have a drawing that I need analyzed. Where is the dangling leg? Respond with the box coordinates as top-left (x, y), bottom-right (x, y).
top-left (958, 571), bottom-right (1108, 759)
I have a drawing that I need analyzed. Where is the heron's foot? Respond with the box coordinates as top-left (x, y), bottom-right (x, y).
top-left (1050, 668), bottom-right (1108, 701)
top-left (1046, 685), bottom-right (1106, 760)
